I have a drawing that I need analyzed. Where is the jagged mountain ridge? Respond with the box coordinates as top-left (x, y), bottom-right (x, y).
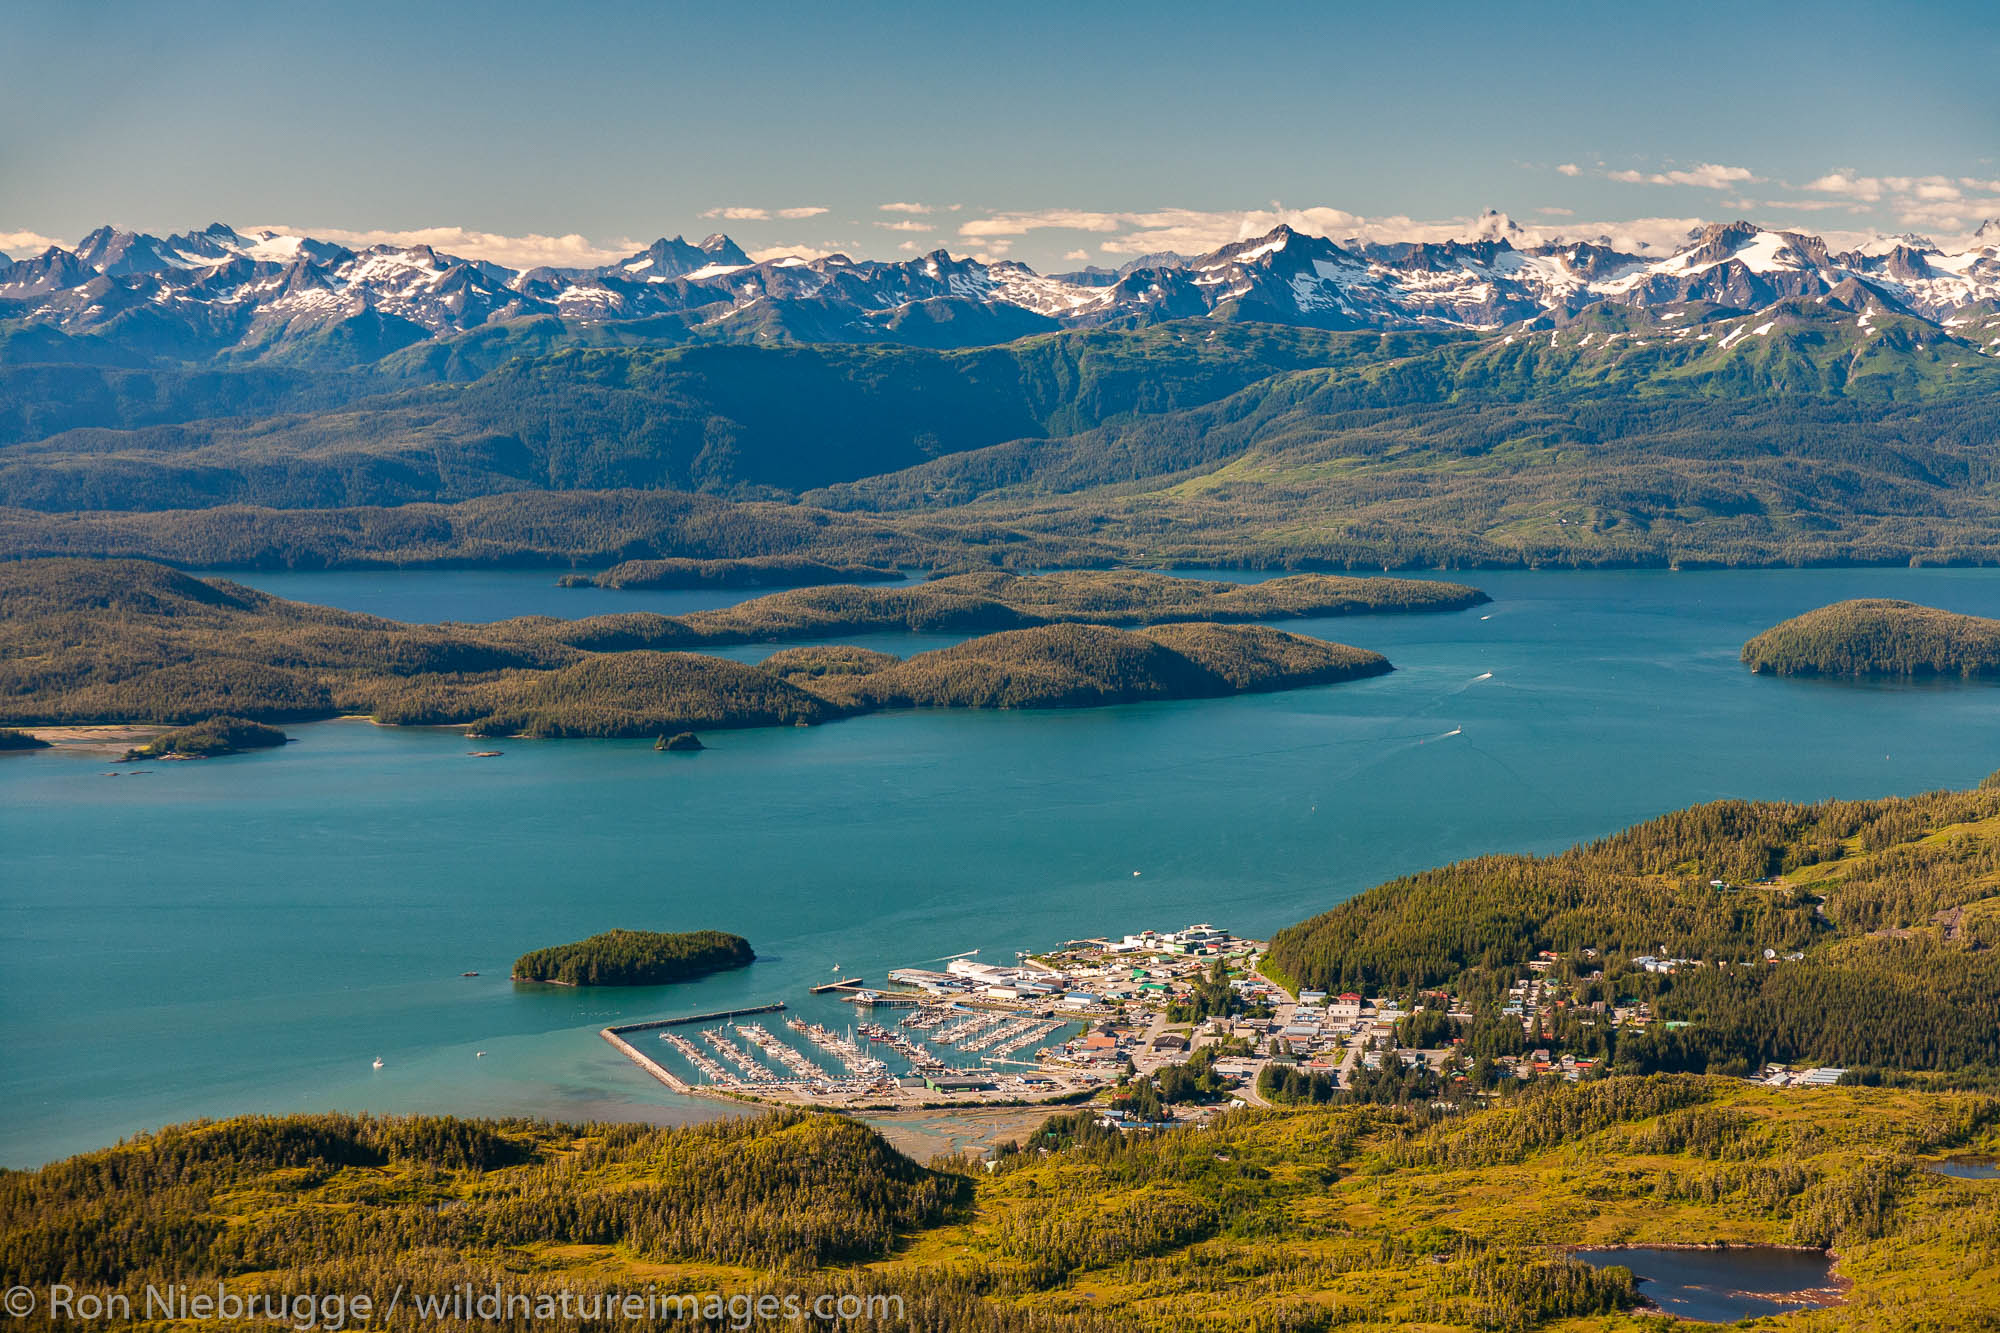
top-left (2, 218), bottom-right (1997, 364)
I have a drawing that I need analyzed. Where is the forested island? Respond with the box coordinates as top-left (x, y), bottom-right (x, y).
top-left (0, 727), bottom-right (50, 751)
top-left (1742, 599), bottom-right (2000, 678)
top-left (511, 929), bottom-right (754, 986)
top-left (562, 556), bottom-right (905, 590)
top-left (0, 559), bottom-right (1395, 738)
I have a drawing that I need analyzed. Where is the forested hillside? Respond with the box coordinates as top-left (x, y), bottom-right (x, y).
top-left (0, 325), bottom-right (1433, 509)
top-left (1267, 778), bottom-right (2000, 1075)
top-left (3, 309), bottom-right (2000, 571)
top-left (5, 1084), bottom-right (1998, 1331)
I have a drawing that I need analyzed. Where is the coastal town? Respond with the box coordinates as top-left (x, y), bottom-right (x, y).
top-left (603, 921), bottom-right (1857, 1122)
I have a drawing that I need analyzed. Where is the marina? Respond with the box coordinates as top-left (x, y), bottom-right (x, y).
top-left (613, 921), bottom-right (1277, 1111)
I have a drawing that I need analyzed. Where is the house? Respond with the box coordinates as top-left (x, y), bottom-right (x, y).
top-left (1330, 993), bottom-right (1363, 1019)
top-left (1150, 1033), bottom-right (1190, 1053)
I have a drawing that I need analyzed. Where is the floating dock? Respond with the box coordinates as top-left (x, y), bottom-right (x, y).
top-left (810, 977), bottom-right (865, 994)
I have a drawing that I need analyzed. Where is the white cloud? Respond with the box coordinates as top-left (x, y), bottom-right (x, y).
top-left (1063, 249), bottom-right (1090, 261)
top-left (1605, 163), bottom-right (1759, 189)
top-left (1795, 170), bottom-right (2000, 237)
top-left (944, 203), bottom-right (1721, 259)
top-left (960, 209), bottom-right (1128, 237)
top-left (701, 205), bottom-right (824, 222)
top-left (251, 225), bottom-right (637, 269)
top-left (1537, 206), bottom-right (1575, 216)
top-left (0, 229), bottom-right (67, 254)
top-left (877, 220), bottom-right (931, 232)
top-left (878, 201), bottom-right (931, 214)
top-left (745, 243), bottom-right (840, 263)
top-left (1555, 163), bottom-right (1582, 177)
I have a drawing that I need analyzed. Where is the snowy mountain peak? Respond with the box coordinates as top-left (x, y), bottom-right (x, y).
top-left (3, 217), bottom-right (1998, 359)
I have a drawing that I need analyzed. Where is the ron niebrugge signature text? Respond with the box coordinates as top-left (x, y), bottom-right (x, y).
top-left (5, 1283), bottom-right (903, 1329)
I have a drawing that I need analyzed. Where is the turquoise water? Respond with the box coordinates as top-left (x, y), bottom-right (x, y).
top-left (8, 567), bottom-right (2000, 1166)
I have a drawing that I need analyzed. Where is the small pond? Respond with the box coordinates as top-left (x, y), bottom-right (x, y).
top-left (1573, 1246), bottom-right (1838, 1324)
top-left (1929, 1158), bottom-right (2000, 1180)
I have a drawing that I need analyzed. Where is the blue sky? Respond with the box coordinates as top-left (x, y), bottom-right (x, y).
top-left (5, 0), bottom-right (1997, 269)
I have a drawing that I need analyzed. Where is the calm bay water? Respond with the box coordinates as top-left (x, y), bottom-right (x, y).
top-left (8, 566), bottom-right (2000, 1166)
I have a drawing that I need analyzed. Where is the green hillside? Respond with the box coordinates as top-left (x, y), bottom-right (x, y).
top-left (3, 308), bottom-right (1998, 572)
top-left (1267, 778), bottom-right (2000, 1075)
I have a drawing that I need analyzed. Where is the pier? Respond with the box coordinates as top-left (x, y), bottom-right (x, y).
top-left (810, 977), bottom-right (865, 993)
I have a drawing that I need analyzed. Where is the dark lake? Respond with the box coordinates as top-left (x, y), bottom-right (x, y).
top-left (1929, 1158), bottom-right (2000, 1180)
top-left (1574, 1246), bottom-right (1838, 1323)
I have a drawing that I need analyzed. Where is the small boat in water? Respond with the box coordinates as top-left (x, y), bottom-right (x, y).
top-left (461, 970), bottom-right (479, 977)
top-left (371, 1057), bottom-right (384, 1069)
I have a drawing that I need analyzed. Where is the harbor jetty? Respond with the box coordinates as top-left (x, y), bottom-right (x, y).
top-left (599, 1002), bottom-right (789, 1099)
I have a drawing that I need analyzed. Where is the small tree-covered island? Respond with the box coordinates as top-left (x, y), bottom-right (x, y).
top-left (1743, 599), bottom-right (2000, 679)
top-left (511, 929), bottom-right (755, 986)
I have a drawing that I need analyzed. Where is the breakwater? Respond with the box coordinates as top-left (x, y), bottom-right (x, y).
top-left (600, 1002), bottom-right (788, 1097)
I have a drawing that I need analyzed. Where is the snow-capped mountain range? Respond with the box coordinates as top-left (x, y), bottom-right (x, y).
top-left (3, 218), bottom-right (1997, 363)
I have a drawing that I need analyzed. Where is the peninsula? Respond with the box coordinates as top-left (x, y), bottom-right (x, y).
top-left (512, 929), bottom-right (754, 986)
top-left (1742, 599), bottom-right (2000, 678)
top-left (123, 716), bottom-right (289, 760)
top-left (0, 559), bottom-right (1396, 738)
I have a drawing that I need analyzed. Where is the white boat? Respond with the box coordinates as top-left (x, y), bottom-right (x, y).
top-left (371, 1057), bottom-right (383, 1069)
